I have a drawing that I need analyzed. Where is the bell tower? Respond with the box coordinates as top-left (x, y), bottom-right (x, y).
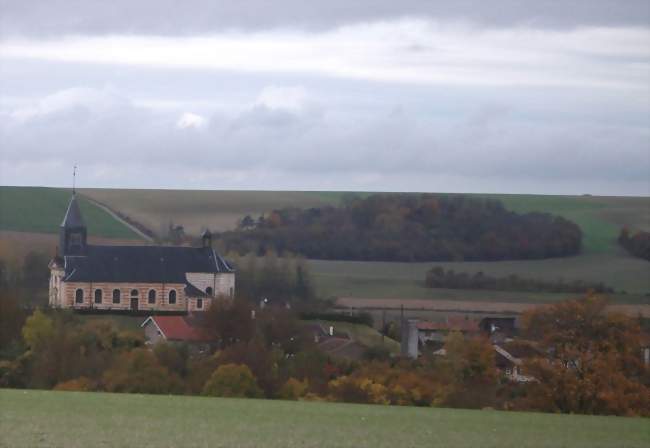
top-left (60, 166), bottom-right (87, 256)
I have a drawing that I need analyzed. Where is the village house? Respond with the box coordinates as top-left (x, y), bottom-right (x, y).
top-left (141, 315), bottom-right (212, 352)
top-left (49, 193), bottom-right (235, 313)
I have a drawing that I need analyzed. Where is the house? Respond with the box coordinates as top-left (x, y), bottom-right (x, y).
top-left (303, 322), bottom-right (366, 360)
top-left (49, 192), bottom-right (235, 313)
top-left (401, 316), bottom-right (480, 358)
top-left (493, 345), bottom-right (536, 383)
top-left (141, 315), bottom-right (212, 349)
top-left (416, 316), bottom-right (480, 344)
top-left (480, 316), bottom-right (518, 343)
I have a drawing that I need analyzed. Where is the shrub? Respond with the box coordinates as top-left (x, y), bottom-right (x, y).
top-left (54, 376), bottom-right (95, 392)
top-left (103, 349), bottom-right (183, 394)
top-left (202, 363), bottom-right (263, 398)
top-left (279, 377), bottom-right (308, 400)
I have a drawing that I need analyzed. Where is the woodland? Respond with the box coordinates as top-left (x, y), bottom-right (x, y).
top-left (218, 194), bottom-right (583, 262)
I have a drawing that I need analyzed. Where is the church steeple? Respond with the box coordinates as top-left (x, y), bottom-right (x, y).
top-left (60, 193), bottom-right (87, 256)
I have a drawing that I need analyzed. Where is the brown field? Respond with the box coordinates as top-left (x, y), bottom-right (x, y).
top-left (81, 188), bottom-right (344, 236)
top-left (336, 297), bottom-right (650, 318)
top-left (0, 230), bottom-right (149, 263)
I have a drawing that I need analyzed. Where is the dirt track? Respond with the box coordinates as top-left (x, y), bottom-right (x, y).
top-left (336, 297), bottom-right (650, 318)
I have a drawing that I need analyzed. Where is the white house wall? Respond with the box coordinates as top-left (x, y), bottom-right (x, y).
top-left (186, 272), bottom-right (235, 298)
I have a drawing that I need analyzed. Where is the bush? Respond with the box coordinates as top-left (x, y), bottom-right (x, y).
top-left (103, 349), bottom-right (183, 394)
top-left (278, 377), bottom-right (308, 400)
top-left (54, 376), bottom-right (95, 392)
top-left (202, 363), bottom-right (263, 398)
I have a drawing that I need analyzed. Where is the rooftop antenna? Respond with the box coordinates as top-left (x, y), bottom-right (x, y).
top-left (72, 165), bottom-right (77, 195)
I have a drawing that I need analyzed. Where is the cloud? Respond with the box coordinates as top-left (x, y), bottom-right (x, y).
top-left (1, 85), bottom-right (648, 195)
top-left (176, 112), bottom-right (207, 129)
top-left (255, 86), bottom-right (309, 112)
top-left (1, 0), bottom-right (648, 37)
top-left (2, 22), bottom-right (648, 91)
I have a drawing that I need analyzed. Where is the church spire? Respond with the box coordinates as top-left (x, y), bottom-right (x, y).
top-left (60, 185), bottom-right (87, 256)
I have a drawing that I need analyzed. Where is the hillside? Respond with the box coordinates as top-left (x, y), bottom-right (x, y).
top-left (81, 188), bottom-right (345, 236)
top-left (1, 389), bottom-right (648, 448)
top-left (0, 186), bottom-right (141, 240)
top-left (1, 187), bottom-right (648, 299)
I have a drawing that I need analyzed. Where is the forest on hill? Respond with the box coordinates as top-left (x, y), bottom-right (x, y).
top-left (618, 228), bottom-right (650, 261)
top-left (217, 194), bottom-right (582, 262)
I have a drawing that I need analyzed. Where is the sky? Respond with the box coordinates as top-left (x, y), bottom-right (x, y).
top-left (1, 1), bottom-right (649, 195)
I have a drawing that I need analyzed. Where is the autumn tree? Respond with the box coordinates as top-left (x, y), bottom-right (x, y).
top-left (442, 332), bottom-right (498, 408)
top-left (203, 298), bottom-right (255, 347)
top-left (519, 295), bottom-right (650, 416)
top-left (202, 363), bottom-right (263, 398)
top-left (103, 348), bottom-right (183, 394)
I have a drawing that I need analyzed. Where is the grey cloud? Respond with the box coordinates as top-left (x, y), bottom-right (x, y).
top-left (1, 0), bottom-right (649, 37)
top-left (2, 86), bottom-right (648, 195)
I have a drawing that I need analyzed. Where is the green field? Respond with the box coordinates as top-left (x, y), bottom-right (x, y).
top-left (1, 389), bottom-right (647, 448)
top-left (484, 194), bottom-right (650, 254)
top-left (0, 186), bottom-right (140, 239)
top-left (307, 251), bottom-right (650, 299)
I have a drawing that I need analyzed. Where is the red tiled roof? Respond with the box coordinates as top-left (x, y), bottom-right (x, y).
top-left (416, 316), bottom-right (479, 333)
top-left (145, 315), bottom-right (211, 342)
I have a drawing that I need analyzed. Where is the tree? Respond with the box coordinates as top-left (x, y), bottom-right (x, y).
top-left (103, 348), bottom-right (182, 394)
top-left (519, 295), bottom-right (650, 416)
top-left (203, 298), bottom-right (254, 347)
top-left (442, 332), bottom-right (497, 408)
top-left (21, 251), bottom-right (50, 288)
top-left (202, 363), bottom-right (262, 398)
top-left (0, 291), bottom-right (27, 354)
top-left (22, 308), bottom-right (54, 352)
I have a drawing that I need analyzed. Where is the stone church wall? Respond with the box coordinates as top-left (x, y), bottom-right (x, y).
top-left (62, 282), bottom-right (188, 312)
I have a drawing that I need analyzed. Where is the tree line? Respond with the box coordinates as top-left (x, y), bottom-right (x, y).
top-left (217, 194), bottom-right (582, 262)
top-left (619, 228), bottom-right (650, 261)
top-left (1, 292), bottom-right (648, 416)
top-left (425, 266), bottom-right (614, 294)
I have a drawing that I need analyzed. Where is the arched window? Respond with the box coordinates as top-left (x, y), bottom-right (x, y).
top-left (75, 288), bottom-right (84, 303)
top-left (130, 289), bottom-right (139, 297)
top-left (205, 287), bottom-right (213, 296)
top-left (196, 298), bottom-right (203, 309)
top-left (168, 289), bottom-right (177, 304)
top-left (148, 289), bottom-right (156, 304)
top-left (112, 289), bottom-right (121, 304)
top-left (94, 289), bottom-right (102, 304)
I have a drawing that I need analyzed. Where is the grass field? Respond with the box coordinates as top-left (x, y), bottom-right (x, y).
top-left (1, 389), bottom-right (648, 448)
top-left (484, 194), bottom-right (650, 254)
top-left (0, 186), bottom-right (140, 239)
top-left (81, 188), bottom-right (347, 235)
top-left (307, 252), bottom-right (650, 300)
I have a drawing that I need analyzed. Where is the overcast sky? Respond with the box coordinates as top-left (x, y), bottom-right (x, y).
top-left (1, 1), bottom-right (648, 195)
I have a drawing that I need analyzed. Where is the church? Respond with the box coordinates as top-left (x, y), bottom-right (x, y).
top-left (49, 193), bottom-right (235, 313)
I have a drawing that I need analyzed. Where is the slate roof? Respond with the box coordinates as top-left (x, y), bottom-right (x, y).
top-left (184, 282), bottom-right (207, 298)
top-left (61, 194), bottom-right (85, 228)
top-left (142, 315), bottom-right (211, 342)
top-left (63, 245), bottom-right (233, 283)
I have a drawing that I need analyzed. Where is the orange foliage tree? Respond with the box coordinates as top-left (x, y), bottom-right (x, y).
top-left (519, 295), bottom-right (650, 416)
